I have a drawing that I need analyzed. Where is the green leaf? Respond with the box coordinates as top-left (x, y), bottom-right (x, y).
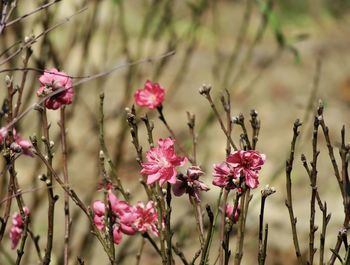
top-left (256, 0), bottom-right (285, 48)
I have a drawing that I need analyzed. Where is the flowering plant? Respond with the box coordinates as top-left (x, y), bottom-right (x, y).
top-left (37, 68), bottom-right (73, 110)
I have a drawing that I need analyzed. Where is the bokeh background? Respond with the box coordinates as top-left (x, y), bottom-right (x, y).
top-left (1, 0), bottom-right (350, 264)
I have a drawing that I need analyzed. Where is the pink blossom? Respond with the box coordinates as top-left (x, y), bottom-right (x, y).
top-left (92, 191), bottom-right (137, 245)
top-left (37, 68), bottom-right (73, 110)
top-left (134, 80), bottom-right (165, 109)
top-left (0, 127), bottom-right (8, 143)
top-left (212, 162), bottom-right (239, 190)
top-left (213, 150), bottom-right (265, 190)
top-left (93, 200), bottom-right (106, 230)
top-left (0, 128), bottom-right (32, 157)
top-left (227, 150), bottom-right (265, 189)
top-left (225, 204), bottom-right (240, 223)
top-left (173, 166), bottom-right (210, 202)
top-left (133, 201), bottom-right (159, 236)
top-left (9, 207), bottom-right (30, 249)
top-left (113, 227), bottom-right (123, 245)
top-left (13, 129), bottom-right (33, 157)
top-left (141, 138), bottom-right (187, 186)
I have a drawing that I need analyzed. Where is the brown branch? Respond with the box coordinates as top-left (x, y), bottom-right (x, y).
top-left (5, 0), bottom-right (61, 29)
top-left (285, 119), bottom-right (305, 265)
top-left (329, 126), bottom-right (350, 264)
top-left (59, 107), bottom-right (70, 265)
top-left (317, 102), bottom-right (344, 197)
top-left (157, 105), bottom-right (193, 164)
top-left (39, 108), bottom-right (58, 265)
top-left (0, 7), bottom-right (88, 66)
top-left (308, 115), bottom-right (320, 265)
top-left (234, 190), bottom-right (252, 265)
top-left (258, 186), bottom-right (276, 265)
top-left (200, 205), bottom-right (214, 265)
top-left (99, 93), bottom-right (128, 200)
top-left (186, 112), bottom-right (197, 165)
top-left (199, 84), bottom-right (238, 151)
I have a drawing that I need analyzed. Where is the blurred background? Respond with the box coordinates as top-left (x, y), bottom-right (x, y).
top-left (1, 0), bottom-right (350, 264)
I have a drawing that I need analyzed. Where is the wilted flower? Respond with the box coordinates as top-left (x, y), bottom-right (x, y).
top-left (37, 68), bottom-right (73, 110)
top-left (213, 150), bottom-right (265, 190)
top-left (172, 166), bottom-right (209, 202)
top-left (225, 204), bottom-right (240, 223)
top-left (134, 80), bottom-right (165, 109)
top-left (133, 201), bottom-right (159, 236)
top-left (141, 138), bottom-right (187, 186)
top-left (9, 207), bottom-right (30, 249)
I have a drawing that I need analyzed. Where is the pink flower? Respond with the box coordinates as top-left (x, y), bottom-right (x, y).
top-left (134, 80), bottom-right (165, 109)
top-left (92, 191), bottom-right (137, 245)
top-left (12, 129), bottom-right (33, 157)
top-left (93, 200), bottom-right (106, 230)
top-left (225, 204), bottom-right (240, 223)
top-left (9, 207), bottom-right (29, 249)
top-left (113, 227), bottom-right (123, 245)
top-left (37, 68), bottom-right (73, 110)
top-left (173, 166), bottom-right (210, 202)
top-left (213, 150), bottom-right (265, 190)
top-left (133, 201), bottom-right (159, 236)
top-left (141, 138), bottom-right (187, 186)
top-left (0, 127), bottom-right (8, 143)
top-left (0, 128), bottom-right (33, 157)
top-left (213, 162), bottom-right (239, 190)
top-left (227, 150), bottom-right (265, 189)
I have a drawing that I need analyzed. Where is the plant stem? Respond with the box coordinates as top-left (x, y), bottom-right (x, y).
top-left (219, 189), bottom-right (229, 265)
top-left (59, 107), bottom-right (70, 265)
top-left (40, 108), bottom-right (57, 265)
top-left (234, 190), bottom-right (251, 265)
top-left (285, 120), bottom-right (305, 265)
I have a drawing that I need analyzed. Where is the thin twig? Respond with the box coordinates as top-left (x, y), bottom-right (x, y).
top-left (200, 205), bottom-right (214, 265)
top-left (285, 119), bottom-right (305, 265)
top-left (99, 93), bottom-right (128, 200)
top-left (234, 190), bottom-right (251, 265)
top-left (199, 84), bottom-right (237, 151)
top-left (5, 0), bottom-right (61, 29)
top-left (39, 108), bottom-right (58, 265)
top-left (186, 112), bottom-right (197, 165)
top-left (258, 186), bottom-right (276, 265)
top-left (308, 115), bottom-right (320, 265)
top-left (157, 105), bottom-right (193, 164)
top-left (59, 107), bottom-right (70, 265)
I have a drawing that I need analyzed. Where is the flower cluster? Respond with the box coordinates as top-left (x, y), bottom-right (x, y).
top-left (134, 80), bottom-right (165, 109)
top-left (172, 166), bottom-right (209, 202)
top-left (37, 68), bottom-right (73, 110)
top-left (9, 207), bottom-right (30, 249)
top-left (213, 150), bottom-right (265, 190)
top-left (141, 138), bottom-right (187, 186)
top-left (93, 191), bottom-right (158, 245)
